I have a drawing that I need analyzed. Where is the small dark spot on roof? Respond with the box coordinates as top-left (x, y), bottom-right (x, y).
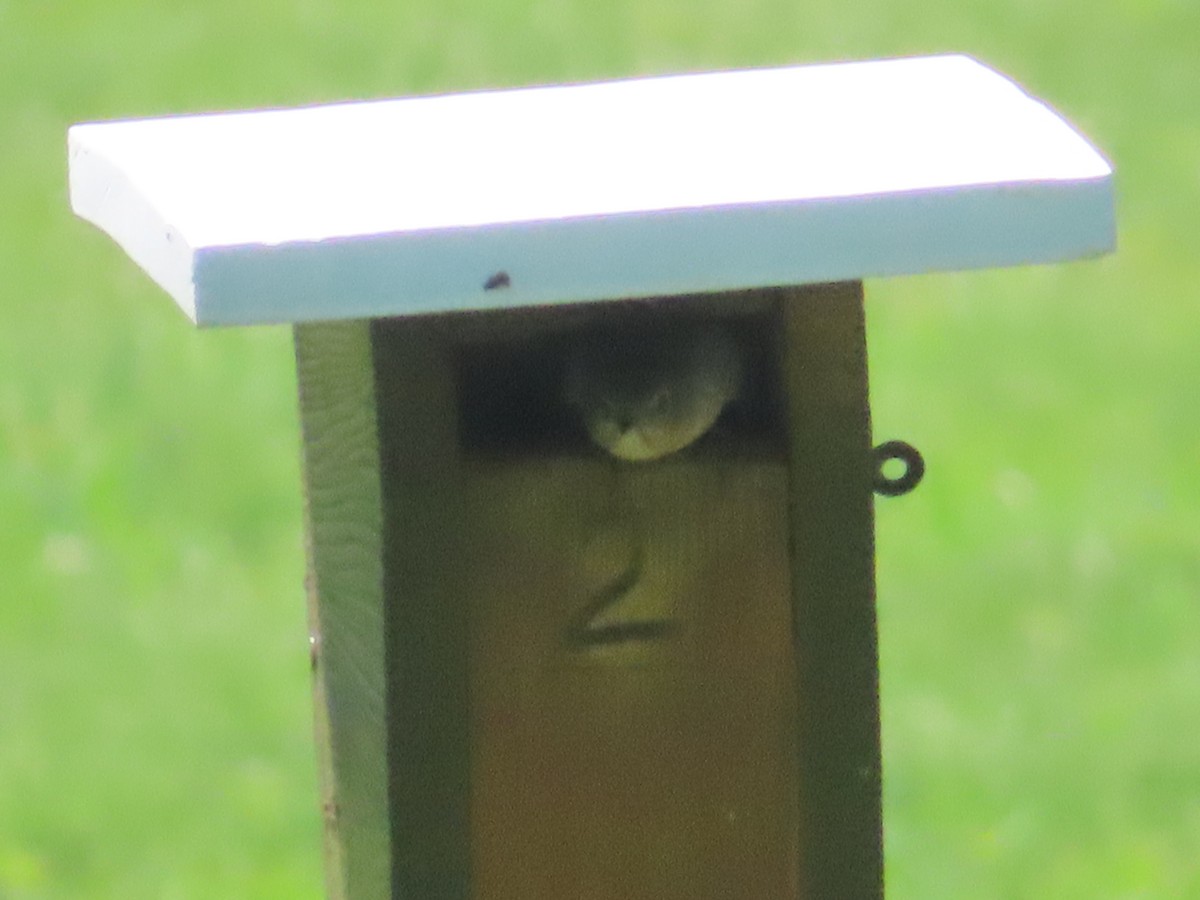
top-left (484, 271), bottom-right (511, 291)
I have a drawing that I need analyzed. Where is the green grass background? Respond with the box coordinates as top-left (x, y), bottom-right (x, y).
top-left (2, 0), bottom-right (1197, 896)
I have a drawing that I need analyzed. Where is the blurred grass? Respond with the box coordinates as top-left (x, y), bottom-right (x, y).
top-left (1, 0), bottom-right (1197, 896)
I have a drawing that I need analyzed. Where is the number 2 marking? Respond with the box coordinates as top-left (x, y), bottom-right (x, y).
top-left (565, 542), bottom-right (677, 649)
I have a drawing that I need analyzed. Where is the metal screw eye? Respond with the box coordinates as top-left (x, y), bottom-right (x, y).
top-left (872, 440), bottom-right (924, 497)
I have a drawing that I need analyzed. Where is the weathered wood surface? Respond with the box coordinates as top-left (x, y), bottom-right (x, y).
top-left (295, 321), bottom-right (390, 899)
top-left (465, 459), bottom-right (799, 898)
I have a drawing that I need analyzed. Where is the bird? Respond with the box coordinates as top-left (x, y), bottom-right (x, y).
top-left (564, 319), bottom-right (744, 462)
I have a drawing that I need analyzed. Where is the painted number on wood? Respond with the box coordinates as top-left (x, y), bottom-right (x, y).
top-left (565, 543), bottom-right (676, 650)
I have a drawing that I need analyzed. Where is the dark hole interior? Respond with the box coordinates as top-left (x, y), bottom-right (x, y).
top-left (455, 306), bottom-right (785, 459)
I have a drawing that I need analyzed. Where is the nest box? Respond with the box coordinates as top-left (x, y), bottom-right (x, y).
top-left (69, 54), bottom-right (1114, 899)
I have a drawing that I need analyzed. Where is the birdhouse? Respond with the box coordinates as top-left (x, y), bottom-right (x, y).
top-left (69, 55), bottom-right (1114, 899)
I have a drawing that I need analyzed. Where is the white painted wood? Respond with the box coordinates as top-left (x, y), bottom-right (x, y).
top-left (69, 54), bottom-right (1114, 327)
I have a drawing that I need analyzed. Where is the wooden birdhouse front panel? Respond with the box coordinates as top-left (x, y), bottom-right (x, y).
top-left (369, 294), bottom-right (805, 896)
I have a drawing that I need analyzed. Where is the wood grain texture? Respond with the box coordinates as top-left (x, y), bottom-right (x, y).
top-left (295, 321), bottom-right (390, 899)
top-left (775, 282), bottom-right (882, 897)
top-left (464, 459), bottom-right (799, 899)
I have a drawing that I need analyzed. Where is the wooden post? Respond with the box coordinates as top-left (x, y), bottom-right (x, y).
top-left (69, 53), bottom-right (1114, 900)
top-left (296, 285), bottom-right (882, 898)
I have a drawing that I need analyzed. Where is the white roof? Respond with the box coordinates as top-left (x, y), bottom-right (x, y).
top-left (69, 54), bottom-right (1114, 326)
